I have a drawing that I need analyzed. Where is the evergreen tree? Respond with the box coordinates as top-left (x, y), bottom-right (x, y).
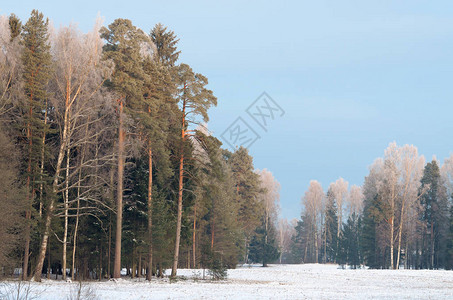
top-left (446, 202), bottom-right (453, 269)
top-left (21, 9), bottom-right (52, 280)
top-left (226, 147), bottom-right (262, 263)
top-left (150, 23), bottom-right (180, 67)
top-left (8, 14), bottom-right (22, 41)
top-left (323, 190), bottom-right (338, 263)
top-left (171, 63), bottom-right (217, 277)
top-left (419, 160), bottom-right (449, 269)
top-left (100, 18), bottom-right (151, 279)
top-left (339, 213), bottom-right (361, 269)
top-left (248, 216), bottom-right (280, 267)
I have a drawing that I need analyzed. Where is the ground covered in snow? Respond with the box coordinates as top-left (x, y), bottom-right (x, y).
top-left (1, 264), bottom-right (452, 299)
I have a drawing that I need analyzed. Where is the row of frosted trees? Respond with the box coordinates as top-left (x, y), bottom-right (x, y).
top-left (0, 10), bottom-right (281, 281)
top-left (290, 142), bottom-right (453, 269)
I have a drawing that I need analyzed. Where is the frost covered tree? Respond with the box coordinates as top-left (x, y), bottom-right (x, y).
top-left (302, 180), bottom-right (325, 263)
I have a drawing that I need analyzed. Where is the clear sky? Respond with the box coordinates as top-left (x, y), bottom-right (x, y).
top-left (3, 1), bottom-right (453, 220)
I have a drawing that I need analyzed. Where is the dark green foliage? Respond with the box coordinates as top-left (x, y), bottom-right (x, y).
top-left (8, 14), bottom-right (22, 41)
top-left (419, 160), bottom-right (449, 269)
top-left (227, 147), bottom-right (262, 238)
top-left (248, 216), bottom-right (280, 267)
top-left (446, 202), bottom-right (453, 269)
top-left (0, 125), bottom-right (25, 275)
top-left (338, 213), bottom-right (362, 269)
top-left (361, 194), bottom-right (380, 268)
top-left (323, 191), bottom-right (338, 263)
top-left (150, 23), bottom-right (180, 67)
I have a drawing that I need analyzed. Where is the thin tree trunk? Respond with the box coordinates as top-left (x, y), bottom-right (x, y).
top-left (62, 145), bottom-right (70, 280)
top-left (390, 216), bottom-right (394, 269)
top-left (71, 160), bottom-right (82, 280)
top-left (396, 211), bottom-right (404, 269)
top-left (146, 144), bottom-right (153, 281)
top-left (211, 215), bottom-right (215, 250)
top-left (47, 238), bottom-right (51, 279)
top-left (193, 200), bottom-right (196, 268)
top-left (23, 97), bottom-right (33, 281)
top-left (114, 99), bottom-right (125, 279)
top-left (430, 223), bottom-right (434, 269)
top-left (172, 95), bottom-right (186, 278)
top-left (108, 167), bottom-right (114, 278)
top-left (138, 252), bottom-right (141, 278)
top-left (187, 250), bottom-right (190, 269)
top-left (38, 97), bottom-right (48, 218)
top-left (33, 91), bottom-right (71, 281)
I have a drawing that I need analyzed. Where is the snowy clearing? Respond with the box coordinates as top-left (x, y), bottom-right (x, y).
top-left (1, 264), bottom-right (452, 299)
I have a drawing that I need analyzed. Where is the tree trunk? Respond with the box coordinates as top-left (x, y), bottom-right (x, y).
top-left (193, 200), bottom-right (197, 268)
top-left (62, 146), bottom-right (70, 280)
top-left (390, 216), bottom-right (394, 269)
top-left (33, 93), bottom-right (71, 281)
top-left (172, 95), bottom-right (186, 278)
top-left (23, 98), bottom-right (33, 281)
top-left (38, 97), bottom-right (48, 218)
top-left (114, 99), bottom-right (125, 279)
top-left (71, 162), bottom-right (82, 280)
top-left (146, 144), bottom-right (153, 281)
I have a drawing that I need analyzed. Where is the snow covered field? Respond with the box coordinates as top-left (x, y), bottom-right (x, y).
top-left (1, 264), bottom-right (452, 299)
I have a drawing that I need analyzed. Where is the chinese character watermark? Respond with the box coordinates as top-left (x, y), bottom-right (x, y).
top-left (220, 92), bottom-right (284, 150)
top-left (246, 92), bottom-right (285, 132)
top-left (220, 117), bottom-right (260, 150)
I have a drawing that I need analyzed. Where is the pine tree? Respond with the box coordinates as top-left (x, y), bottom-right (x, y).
top-left (323, 190), bottom-right (338, 263)
top-left (339, 213), bottom-right (361, 269)
top-left (226, 147), bottom-right (262, 263)
top-left (21, 9), bottom-right (52, 281)
top-left (8, 14), bottom-right (22, 41)
top-left (150, 23), bottom-right (180, 67)
top-left (419, 160), bottom-right (449, 269)
top-left (143, 25), bottom-right (178, 280)
top-left (248, 216), bottom-right (280, 267)
top-left (171, 63), bottom-right (216, 277)
top-left (101, 18), bottom-right (151, 279)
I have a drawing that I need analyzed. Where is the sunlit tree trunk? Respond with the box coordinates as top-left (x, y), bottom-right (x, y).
top-left (172, 85), bottom-right (187, 277)
top-left (146, 143), bottom-right (153, 281)
top-left (114, 99), bottom-right (125, 279)
top-left (62, 144), bottom-right (70, 280)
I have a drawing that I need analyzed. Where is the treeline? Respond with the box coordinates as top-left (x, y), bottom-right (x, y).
top-left (287, 142), bottom-right (453, 269)
top-left (0, 10), bottom-right (281, 281)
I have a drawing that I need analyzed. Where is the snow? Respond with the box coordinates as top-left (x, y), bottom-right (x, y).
top-left (1, 264), bottom-right (452, 299)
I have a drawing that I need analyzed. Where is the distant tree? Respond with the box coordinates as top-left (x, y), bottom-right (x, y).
top-left (323, 188), bottom-right (338, 263)
top-left (419, 160), bottom-right (449, 269)
top-left (227, 147), bottom-right (262, 263)
top-left (277, 218), bottom-right (295, 263)
top-left (348, 185), bottom-right (364, 217)
top-left (248, 216), bottom-right (280, 267)
top-left (302, 180), bottom-right (324, 263)
top-left (339, 213), bottom-right (361, 269)
top-left (329, 178), bottom-right (348, 258)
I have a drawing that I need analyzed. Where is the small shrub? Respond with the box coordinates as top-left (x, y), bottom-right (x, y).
top-left (66, 281), bottom-right (98, 300)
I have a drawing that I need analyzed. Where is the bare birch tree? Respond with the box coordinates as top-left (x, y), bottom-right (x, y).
top-left (33, 19), bottom-right (112, 281)
top-left (302, 180), bottom-right (324, 263)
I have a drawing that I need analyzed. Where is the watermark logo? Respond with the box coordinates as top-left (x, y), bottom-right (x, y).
top-left (221, 92), bottom-right (284, 150)
top-left (220, 117), bottom-right (260, 150)
top-left (246, 92), bottom-right (285, 132)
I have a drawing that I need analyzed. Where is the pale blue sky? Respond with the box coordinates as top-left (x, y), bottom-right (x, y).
top-left (3, 1), bottom-right (453, 220)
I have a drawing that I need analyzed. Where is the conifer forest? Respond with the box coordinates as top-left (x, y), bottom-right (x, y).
top-left (0, 8), bottom-right (453, 298)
